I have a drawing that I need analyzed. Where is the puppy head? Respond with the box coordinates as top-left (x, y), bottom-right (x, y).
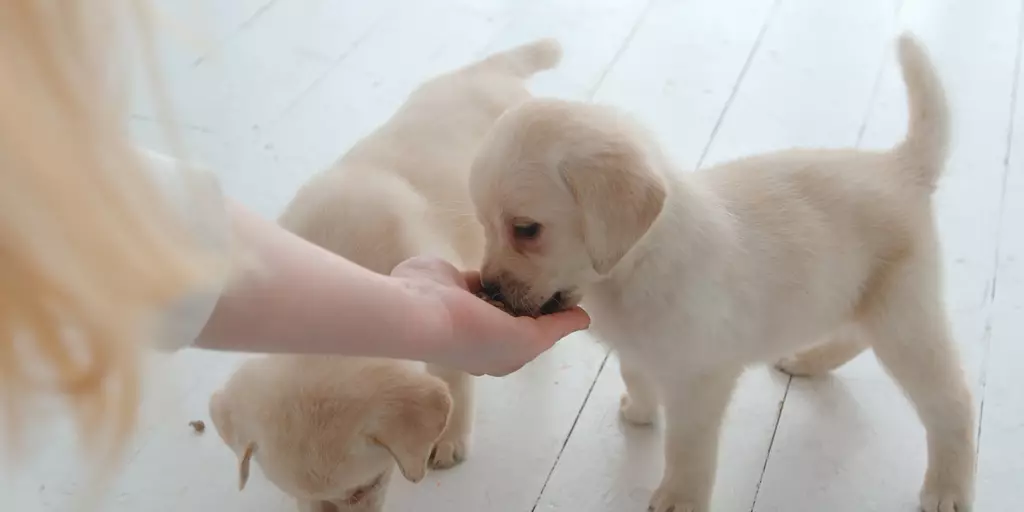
top-left (364, 373), bottom-right (452, 485)
top-left (315, 373), bottom-right (452, 512)
top-left (470, 99), bottom-right (667, 316)
top-left (208, 358), bottom-right (452, 511)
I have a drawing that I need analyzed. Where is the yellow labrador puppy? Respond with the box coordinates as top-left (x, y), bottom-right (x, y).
top-left (208, 38), bottom-right (562, 512)
top-left (469, 35), bottom-right (974, 512)
top-left (209, 356), bottom-right (451, 512)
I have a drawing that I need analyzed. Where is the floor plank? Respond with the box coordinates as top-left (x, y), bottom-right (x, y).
top-left (385, 337), bottom-right (606, 512)
top-left (591, 0), bottom-right (782, 169)
top-left (755, 0), bottom-right (1023, 510)
top-left (975, 5), bottom-right (1024, 507)
top-left (254, 0), bottom-right (513, 173)
top-left (474, 0), bottom-right (652, 101)
top-left (142, 0), bottom-right (280, 71)
top-left (133, 0), bottom-right (409, 140)
top-left (701, 0), bottom-right (899, 166)
top-left (975, 142), bottom-right (1024, 512)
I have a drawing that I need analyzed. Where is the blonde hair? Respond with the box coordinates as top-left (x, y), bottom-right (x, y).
top-left (0, 0), bottom-right (217, 472)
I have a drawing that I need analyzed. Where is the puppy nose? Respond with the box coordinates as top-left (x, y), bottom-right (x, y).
top-left (480, 280), bottom-right (504, 302)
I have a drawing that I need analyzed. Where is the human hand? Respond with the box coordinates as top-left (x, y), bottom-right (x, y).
top-left (391, 256), bottom-right (590, 376)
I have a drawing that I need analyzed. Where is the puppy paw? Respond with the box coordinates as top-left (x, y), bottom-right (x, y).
top-left (920, 479), bottom-right (973, 512)
top-left (620, 392), bottom-right (656, 426)
top-left (774, 356), bottom-right (826, 378)
top-left (647, 485), bottom-right (705, 512)
top-left (429, 436), bottom-right (467, 469)
top-left (920, 491), bottom-right (971, 512)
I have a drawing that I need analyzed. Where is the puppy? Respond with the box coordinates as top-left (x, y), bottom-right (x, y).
top-left (209, 38), bottom-right (563, 511)
top-left (209, 357), bottom-right (451, 512)
top-left (469, 34), bottom-right (974, 512)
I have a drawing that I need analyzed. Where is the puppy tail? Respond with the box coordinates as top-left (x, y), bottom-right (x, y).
top-left (477, 38), bottom-right (563, 79)
top-left (895, 33), bottom-right (950, 190)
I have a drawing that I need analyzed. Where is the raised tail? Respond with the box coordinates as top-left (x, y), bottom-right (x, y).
top-left (895, 33), bottom-right (950, 189)
top-left (475, 38), bottom-right (563, 79)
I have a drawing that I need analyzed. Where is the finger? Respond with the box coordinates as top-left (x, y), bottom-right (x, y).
top-left (487, 362), bottom-right (525, 378)
top-left (461, 271), bottom-right (483, 293)
top-left (392, 255), bottom-right (462, 285)
top-left (531, 307), bottom-right (591, 337)
top-left (391, 255), bottom-right (435, 277)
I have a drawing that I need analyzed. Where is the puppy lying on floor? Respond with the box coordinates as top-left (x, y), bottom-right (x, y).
top-left (207, 38), bottom-right (562, 512)
top-left (469, 34), bottom-right (974, 512)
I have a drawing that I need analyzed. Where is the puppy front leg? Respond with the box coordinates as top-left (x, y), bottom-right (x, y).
top-left (650, 368), bottom-right (740, 512)
top-left (619, 355), bottom-right (659, 426)
top-left (425, 364), bottom-right (474, 469)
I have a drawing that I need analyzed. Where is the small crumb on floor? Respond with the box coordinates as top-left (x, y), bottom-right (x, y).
top-left (189, 420), bottom-right (206, 433)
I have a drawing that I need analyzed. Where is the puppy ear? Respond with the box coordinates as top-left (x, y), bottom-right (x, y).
top-left (369, 379), bottom-right (452, 483)
top-left (238, 441), bottom-right (258, 490)
top-left (208, 390), bottom-right (235, 446)
top-left (560, 141), bottom-right (666, 274)
top-left (209, 391), bottom-right (257, 491)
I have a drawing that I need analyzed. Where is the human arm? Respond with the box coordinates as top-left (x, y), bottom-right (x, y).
top-left (195, 202), bottom-right (589, 375)
top-left (144, 150), bottom-right (589, 375)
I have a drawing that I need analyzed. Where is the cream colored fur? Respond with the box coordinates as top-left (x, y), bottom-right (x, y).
top-left (208, 39), bottom-right (562, 512)
top-left (469, 34), bottom-right (975, 512)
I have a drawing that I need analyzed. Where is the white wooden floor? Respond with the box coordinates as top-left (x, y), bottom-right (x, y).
top-left (4, 0), bottom-right (1023, 511)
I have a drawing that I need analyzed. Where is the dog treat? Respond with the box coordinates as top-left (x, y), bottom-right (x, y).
top-left (475, 291), bottom-right (511, 313)
top-left (189, 420), bottom-right (206, 433)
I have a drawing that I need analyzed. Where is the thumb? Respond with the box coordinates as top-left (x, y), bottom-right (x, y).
top-left (485, 361), bottom-right (528, 377)
top-left (460, 270), bottom-right (483, 293)
top-left (391, 255), bottom-right (463, 286)
top-left (531, 307), bottom-right (591, 339)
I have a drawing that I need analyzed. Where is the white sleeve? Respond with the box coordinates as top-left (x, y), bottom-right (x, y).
top-left (140, 149), bottom-right (231, 351)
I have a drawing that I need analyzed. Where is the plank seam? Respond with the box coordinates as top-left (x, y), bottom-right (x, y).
top-left (267, 2), bottom-right (404, 128)
top-left (193, 0), bottom-right (282, 67)
top-left (529, 351), bottom-right (611, 512)
top-left (975, 0), bottom-right (1024, 459)
top-left (694, 0), bottom-right (782, 171)
top-left (748, 377), bottom-right (792, 512)
top-left (586, 0), bottom-right (657, 100)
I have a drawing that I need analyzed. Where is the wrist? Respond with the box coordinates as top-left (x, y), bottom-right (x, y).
top-left (384, 275), bottom-right (454, 363)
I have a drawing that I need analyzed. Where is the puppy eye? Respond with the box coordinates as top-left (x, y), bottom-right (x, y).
top-left (512, 222), bottom-right (542, 240)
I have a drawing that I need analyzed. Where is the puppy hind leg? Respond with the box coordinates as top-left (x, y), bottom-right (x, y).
top-left (861, 262), bottom-right (975, 512)
top-left (425, 365), bottom-right (474, 469)
top-left (775, 324), bottom-right (870, 377)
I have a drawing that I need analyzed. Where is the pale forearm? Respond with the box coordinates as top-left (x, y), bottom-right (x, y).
top-left (194, 201), bottom-right (443, 359)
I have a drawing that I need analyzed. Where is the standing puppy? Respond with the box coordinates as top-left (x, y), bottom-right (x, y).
top-left (209, 39), bottom-right (562, 512)
top-left (278, 37), bottom-right (561, 468)
top-left (469, 35), bottom-right (974, 512)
